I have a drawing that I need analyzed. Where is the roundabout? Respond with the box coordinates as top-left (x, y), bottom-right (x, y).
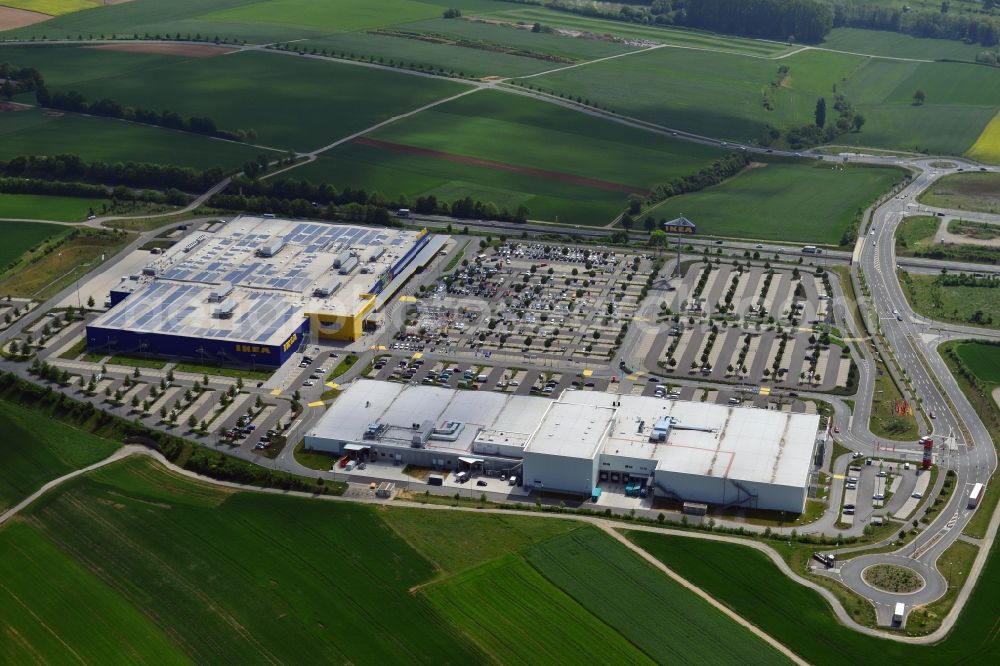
top-left (862, 563), bottom-right (925, 594)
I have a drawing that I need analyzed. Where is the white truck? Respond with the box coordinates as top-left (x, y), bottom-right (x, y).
top-left (893, 602), bottom-right (905, 625)
top-left (968, 482), bottom-right (984, 509)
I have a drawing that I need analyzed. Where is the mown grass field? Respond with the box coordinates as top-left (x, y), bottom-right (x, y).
top-left (953, 341), bottom-right (1000, 383)
top-left (628, 531), bottom-right (1000, 663)
top-left (0, 192), bottom-right (106, 222)
top-left (894, 215), bottom-right (940, 256)
top-left (646, 162), bottom-right (902, 244)
top-left (0, 220), bottom-right (65, 266)
top-left (0, 399), bottom-right (118, 512)
top-left (900, 272), bottom-right (1000, 330)
top-left (17, 48), bottom-right (467, 151)
top-left (5, 457), bottom-right (486, 664)
top-left (919, 172), bottom-right (1000, 213)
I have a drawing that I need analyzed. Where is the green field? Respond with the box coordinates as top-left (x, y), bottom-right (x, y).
top-left (0, 452), bottom-right (792, 662)
top-left (523, 41), bottom-right (1000, 155)
top-left (201, 0), bottom-right (512, 33)
top-left (400, 17), bottom-right (635, 60)
top-left (523, 529), bottom-right (788, 665)
top-left (299, 31), bottom-right (562, 79)
top-left (370, 90), bottom-right (723, 185)
top-left (0, 192), bottom-right (105, 222)
top-left (487, 5), bottom-right (792, 57)
top-left (2, 456), bottom-right (486, 664)
top-left (0, 522), bottom-right (189, 664)
top-left (0, 220), bottom-right (65, 266)
top-left (953, 341), bottom-right (1000, 383)
top-left (895, 215), bottom-right (940, 255)
top-left (646, 162), bottom-right (902, 244)
top-left (901, 272), bottom-right (1000, 329)
top-left (10, 48), bottom-right (467, 151)
top-left (628, 531), bottom-right (1000, 663)
top-left (298, 143), bottom-right (633, 225)
top-left (300, 89), bottom-right (725, 224)
top-left (379, 507), bottom-right (578, 574)
top-left (424, 528), bottom-right (787, 665)
top-left (918, 171), bottom-right (1000, 213)
top-left (0, 109), bottom-right (269, 169)
top-left (0, 0), bottom-right (98, 15)
top-left (425, 554), bottom-right (656, 664)
top-left (0, 399), bottom-right (118, 512)
top-left (0, 0), bottom-right (516, 42)
top-left (820, 27), bottom-right (985, 61)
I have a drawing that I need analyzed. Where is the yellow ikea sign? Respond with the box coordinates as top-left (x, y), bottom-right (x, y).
top-left (282, 332), bottom-right (298, 352)
top-left (235, 344), bottom-right (271, 354)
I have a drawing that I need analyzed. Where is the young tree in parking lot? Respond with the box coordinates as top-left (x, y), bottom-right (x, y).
top-left (236, 376), bottom-right (244, 391)
top-left (188, 414), bottom-right (197, 429)
top-left (255, 395), bottom-right (263, 409)
top-left (87, 295), bottom-right (94, 308)
top-left (159, 405), bottom-right (167, 420)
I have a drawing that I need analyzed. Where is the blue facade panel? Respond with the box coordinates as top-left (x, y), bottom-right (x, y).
top-left (109, 289), bottom-right (133, 308)
top-left (85, 317), bottom-right (309, 369)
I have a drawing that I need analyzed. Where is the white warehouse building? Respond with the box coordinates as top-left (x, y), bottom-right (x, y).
top-left (305, 380), bottom-right (819, 513)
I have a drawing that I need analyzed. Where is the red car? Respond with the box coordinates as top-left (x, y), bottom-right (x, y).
top-left (833, 426), bottom-right (840, 433)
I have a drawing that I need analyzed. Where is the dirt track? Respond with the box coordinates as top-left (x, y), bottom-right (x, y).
top-left (355, 136), bottom-right (649, 195)
top-left (87, 42), bottom-right (238, 58)
top-left (0, 7), bottom-right (48, 31)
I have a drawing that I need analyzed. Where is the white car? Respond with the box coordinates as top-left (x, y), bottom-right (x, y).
top-left (508, 380), bottom-right (519, 386)
top-left (302, 380), bottom-right (315, 387)
top-left (912, 492), bottom-right (923, 499)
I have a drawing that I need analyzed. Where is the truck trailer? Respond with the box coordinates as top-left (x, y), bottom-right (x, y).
top-left (968, 482), bottom-right (984, 509)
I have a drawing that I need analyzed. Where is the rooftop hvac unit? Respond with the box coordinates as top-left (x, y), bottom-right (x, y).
top-left (334, 250), bottom-right (354, 268)
top-left (256, 237), bottom-right (285, 257)
top-left (212, 298), bottom-right (236, 319)
top-left (338, 256), bottom-right (359, 275)
top-left (209, 281), bottom-right (233, 303)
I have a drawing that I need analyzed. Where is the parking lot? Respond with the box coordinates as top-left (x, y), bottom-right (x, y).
top-left (402, 242), bottom-right (662, 363)
top-left (652, 262), bottom-right (853, 392)
top-left (839, 455), bottom-right (924, 525)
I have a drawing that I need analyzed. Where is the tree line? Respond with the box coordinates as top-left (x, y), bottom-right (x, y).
top-left (829, 1), bottom-right (999, 46)
top-left (0, 176), bottom-right (189, 206)
top-left (34, 85), bottom-right (257, 142)
top-left (0, 154), bottom-right (224, 193)
top-left (496, 0), bottom-right (833, 43)
top-left (0, 62), bottom-right (43, 100)
top-left (211, 175), bottom-right (530, 224)
top-left (646, 151), bottom-right (749, 204)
